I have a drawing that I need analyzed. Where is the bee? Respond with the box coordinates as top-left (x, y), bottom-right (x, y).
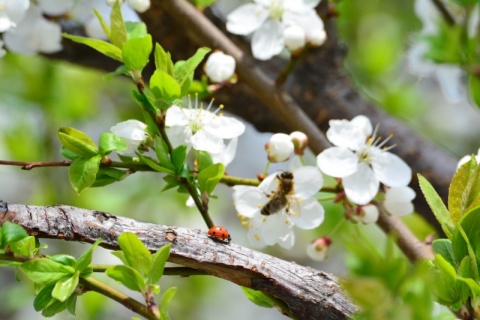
top-left (261, 171), bottom-right (299, 216)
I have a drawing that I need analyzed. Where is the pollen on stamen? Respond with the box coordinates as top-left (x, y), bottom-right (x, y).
top-left (254, 234), bottom-right (261, 241)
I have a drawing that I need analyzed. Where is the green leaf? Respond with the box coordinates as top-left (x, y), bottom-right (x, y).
top-left (138, 154), bottom-right (175, 174)
top-left (160, 287), bottom-right (177, 320)
top-left (110, 0), bottom-right (127, 48)
top-left (197, 151), bottom-right (213, 172)
top-left (456, 224), bottom-right (479, 281)
top-left (193, 0), bottom-right (216, 10)
top-left (104, 65), bottom-right (130, 80)
top-left (452, 207), bottom-right (480, 278)
top-left (34, 283), bottom-right (56, 311)
top-left (132, 90), bottom-right (157, 112)
top-left (69, 155), bottom-right (102, 193)
top-left (241, 287), bottom-right (276, 308)
top-left (468, 75), bottom-right (480, 109)
top-left (154, 136), bottom-right (175, 171)
top-left (171, 145), bottom-right (187, 173)
top-left (106, 265), bottom-right (145, 292)
top-left (449, 156), bottom-right (480, 223)
top-left (58, 127), bottom-right (98, 158)
top-left (433, 254), bottom-right (460, 306)
top-left (123, 35), bottom-right (152, 71)
top-left (49, 255), bottom-right (76, 268)
top-left (99, 132), bottom-right (127, 155)
top-left (92, 167), bottom-right (130, 188)
top-left (111, 251), bottom-right (129, 265)
top-left (418, 174), bottom-right (454, 238)
top-left (150, 69), bottom-right (181, 102)
top-left (1, 221), bottom-right (28, 245)
top-left (432, 239), bottom-right (456, 267)
top-left (162, 175), bottom-right (183, 191)
top-left (424, 23), bottom-right (463, 64)
top-left (93, 9), bottom-right (110, 40)
top-left (154, 43), bottom-right (174, 76)
top-left (197, 163), bottom-right (225, 195)
top-left (42, 298), bottom-right (68, 317)
top-left (117, 232), bottom-right (152, 279)
top-left (149, 244), bottom-right (171, 284)
top-left (66, 294), bottom-right (77, 315)
top-left (76, 239), bottom-right (102, 272)
top-left (62, 33), bottom-right (122, 62)
top-left (173, 47), bottom-right (210, 96)
top-left (61, 146), bottom-right (79, 161)
top-left (21, 258), bottom-right (75, 286)
top-left (9, 236), bottom-right (37, 257)
top-left (125, 22), bottom-right (148, 39)
top-left (52, 272), bottom-right (80, 302)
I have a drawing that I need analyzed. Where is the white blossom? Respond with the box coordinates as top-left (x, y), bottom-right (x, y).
top-left (289, 131), bottom-right (308, 155)
top-left (110, 119), bottom-right (148, 156)
top-left (384, 186), bottom-right (416, 216)
top-left (351, 204), bottom-right (379, 224)
top-left (317, 115), bottom-right (412, 205)
top-left (37, 0), bottom-right (74, 16)
top-left (106, 0), bottom-right (150, 13)
top-left (457, 148), bottom-right (480, 170)
top-left (204, 51), bottom-right (236, 83)
top-left (0, 0), bottom-right (29, 33)
top-left (283, 25), bottom-right (305, 51)
top-left (165, 98), bottom-right (245, 154)
top-left (265, 133), bottom-right (294, 162)
top-left (234, 166), bottom-right (324, 249)
top-left (307, 236), bottom-right (331, 261)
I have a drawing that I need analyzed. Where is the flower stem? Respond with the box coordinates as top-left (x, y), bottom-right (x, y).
top-left (263, 161), bottom-right (271, 177)
top-left (328, 218), bottom-right (346, 237)
top-left (275, 49), bottom-right (308, 86)
top-left (220, 175), bottom-right (260, 186)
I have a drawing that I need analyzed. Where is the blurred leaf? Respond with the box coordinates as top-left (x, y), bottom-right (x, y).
top-left (197, 163), bottom-right (225, 195)
top-left (9, 236), bottom-right (36, 257)
top-left (76, 239), bottom-right (102, 272)
top-left (468, 75), bottom-right (480, 109)
top-left (106, 265), bottom-right (145, 292)
top-left (193, 0), bottom-right (216, 9)
top-left (117, 232), bottom-right (152, 279)
top-left (99, 132), bottom-right (127, 155)
top-left (160, 287), bottom-right (177, 320)
top-left (433, 254), bottom-right (461, 306)
top-left (154, 43), bottom-right (174, 76)
top-left (69, 155), bottom-right (102, 193)
top-left (154, 136), bottom-right (175, 172)
top-left (197, 151), bottom-right (213, 172)
top-left (125, 21), bottom-right (148, 39)
top-left (92, 167), bottom-right (130, 187)
top-left (66, 294), bottom-right (77, 315)
top-left (58, 127), bottom-right (98, 158)
top-left (93, 9), bottom-right (110, 40)
top-left (418, 174), bottom-right (453, 239)
top-left (62, 34), bottom-right (122, 62)
top-left (432, 239), bottom-right (456, 267)
top-left (171, 145), bottom-right (187, 174)
top-left (1, 222), bottom-right (28, 246)
top-left (49, 254), bottom-right (76, 268)
top-left (122, 35), bottom-right (152, 71)
top-left (34, 283), bottom-right (56, 311)
top-left (241, 287), bottom-right (276, 308)
top-left (110, 0), bottom-right (127, 48)
top-left (41, 297), bottom-right (68, 317)
top-left (149, 244), bottom-right (171, 284)
top-left (52, 272), bottom-right (79, 302)
top-left (150, 69), bottom-right (181, 102)
top-left (424, 23), bottom-right (463, 64)
top-left (138, 153), bottom-right (175, 174)
top-left (174, 47), bottom-right (210, 96)
top-left (132, 89), bottom-right (157, 112)
top-left (61, 146), bottom-right (79, 161)
top-left (21, 258), bottom-right (75, 286)
top-left (104, 65), bottom-right (130, 80)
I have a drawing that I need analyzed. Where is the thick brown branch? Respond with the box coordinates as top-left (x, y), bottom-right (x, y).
top-left (0, 201), bottom-right (357, 320)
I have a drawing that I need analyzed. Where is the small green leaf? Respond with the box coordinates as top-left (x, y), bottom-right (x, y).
top-left (9, 236), bottom-right (37, 257)
top-left (469, 75), bottom-right (480, 109)
top-left (171, 145), bottom-right (187, 173)
top-left (106, 265), bottom-right (145, 292)
top-left (154, 136), bottom-right (175, 171)
top-left (49, 255), bottom-right (76, 268)
top-left (193, 0), bottom-right (216, 10)
top-left (197, 151), bottom-right (213, 172)
top-left (41, 298), bottom-right (68, 317)
top-left (149, 244), bottom-right (171, 284)
top-left (104, 65), bottom-right (130, 80)
top-left (58, 127), bottom-right (98, 158)
top-left (52, 272), bottom-right (80, 302)
top-left (241, 287), bottom-right (276, 308)
top-left (99, 132), bottom-right (127, 155)
top-left (160, 287), bottom-right (177, 320)
top-left (69, 155), bottom-right (102, 193)
top-left (125, 22), bottom-right (148, 39)
top-left (123, 35), bottom-right (152, 71)
top-left (110, 0), bottom-right (127, 48)
top-left (197, 163), bottom-right (225, 195)
top-left (457, 224), bottom-right (479, 281)
top-left (132, 90), bottom-right (157, 112)
top-left (162, 175), bottom-right (182, 191)
top-left (154, 43), bottom-right (174, 76)
top-left (150, 69), bottom-right (181, 102)
top-left (21, 258), bottom-right (75, 286)
top-left (418, 174), bottom-right (454, 238)
top-left (34, 283), bottom-right (56, 311)
top-left (93, 9), bottom-right (110, 40)
top-left (433, 254), bottom-right (459, 306)
top-left (174, 47), bottom-right (210, 95)
top-left (111, 251), bottom-right (129, 265)
top-left (449, 156), bottom-right (480, 222)
top-left (92, 167), bottom-right (130, 187)
top-left (66, 294), bottom-right (77, 315)
top-left (76, 239), bottom-right (102, 272)
top-left (138, 154), bottom-right (175, 174)
top-left (62, 33), bottom-right (122, 62)
top-left (61, 146), bottom-right (79, 161)
top-left (432, 239), bottom-right (456, 267)
top-left (1, 221), bottom-right (28, 245)
top-left (117, 232), bottom-right (152, 279)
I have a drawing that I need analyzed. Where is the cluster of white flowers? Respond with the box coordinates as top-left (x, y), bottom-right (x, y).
top-left (0, 0), bottom-right (150, 58)
top-left (226, 0), bottom-right (326, 60)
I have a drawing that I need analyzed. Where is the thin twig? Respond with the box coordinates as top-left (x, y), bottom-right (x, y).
top-left (431, 0), bottom-right (456, 26)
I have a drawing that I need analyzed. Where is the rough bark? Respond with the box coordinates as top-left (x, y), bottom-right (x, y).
top-left (0, 201), bottom-right (357, 320)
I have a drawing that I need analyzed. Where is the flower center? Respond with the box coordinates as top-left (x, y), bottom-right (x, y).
top-left (268, 0), bottom-right (284, 20)
top-left (186, 95), bottom-right (224, 133)
top-left (357, 125), bottom-right (394, 164)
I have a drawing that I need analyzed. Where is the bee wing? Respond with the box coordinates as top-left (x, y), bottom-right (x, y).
top-left (286, 195), bottom-right (302, 217)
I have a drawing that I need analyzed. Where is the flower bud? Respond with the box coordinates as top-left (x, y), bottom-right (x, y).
top-left (283, 25), bottom-right (305, 52)
top-left (384, 186), bottom-right (416, 216)
top-left (205, 51), bottom-right (236, 83)
top-left (355, 205), bottom-right (379, 224)
top-left (457, 149), bottom-right (480, 170)
top-left (128, 0), bottom-right (150, 13)
top-left (308, 28), bottom-right (327, 47)
top-left (307, 236), bottom-right (331, 261)
top-left (265, 133), bottom-right (294, 163)
top-left (110, 120), bottom-right (148, 156)
top-left (289, 131), bottom-right (308, 155)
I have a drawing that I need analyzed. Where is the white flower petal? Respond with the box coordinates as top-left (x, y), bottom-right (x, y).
top-left (205, 51), bottom-right (236, 83)
top-left (343, 163), bottom-right (379, 205)
top-left (235, 189), bottom-right (268, 218)
top-left (259, 214), bottom-right (291, 245)
top-left (350, 115), bottom-right (373, 137)
top-left (277, 231), bottom-right (295, 249)
top-left (205, 115), bottom-right (245, 139)
top-left (326, 118), bottom-right (368, 150)
top-left (371, 151), bottom-right (412, 187)
top-left (191, 129), bottom-right (224, 153)
top-left (265, 133), bottom-right (294, 163)
top-left (226, 4), bottom-right (268, 35)
top-left (317, 147), bottom-right (359, 178)
top-left (38, 0), bottom-right (74, 15)
top-left (165, 125), bottom-right (192, 150)
top-left (258, 172), bottom-right (281, 194)
top-left (210, 138), bottom-right (238, 166)
top-left (251, 19), bottom-right (284, 60)
top-left (435, 65), bottom-right (464, 103)
top-left (165, 105), bottom-right (189, 126)
top-left (292, 166), bottom-right (323, 199)
top-left (247, 226), bottom-right (267, 249)
top-left (360, 205), bottom-right (379, 224)
top-left (290, 198), bottom-right (324, 229)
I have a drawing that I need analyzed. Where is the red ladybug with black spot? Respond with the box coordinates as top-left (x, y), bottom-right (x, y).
top-left (208, 226), bottom-right (231, 243)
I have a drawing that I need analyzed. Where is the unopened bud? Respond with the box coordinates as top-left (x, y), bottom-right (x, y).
top-left (128, 0), bottom-right (150, 13)
top-left (308, 28), bottom-right (327, 47)
top-left (283, 25), bottom-right (306, 52)
top-left (205, 51), bottom-right (236, 83)
top-left (289, 131), bottom-right (308, 155)
top-left (307, 236), bottom-right (332, 261)
top-left (265, 133), bottom-right (294, 163)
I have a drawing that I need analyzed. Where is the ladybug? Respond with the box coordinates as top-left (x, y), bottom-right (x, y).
top-left (208, 226), bottom-right (231, 243)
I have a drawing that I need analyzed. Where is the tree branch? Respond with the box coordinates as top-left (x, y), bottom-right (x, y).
top-left (0, 201), bottom-right (357, 320)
